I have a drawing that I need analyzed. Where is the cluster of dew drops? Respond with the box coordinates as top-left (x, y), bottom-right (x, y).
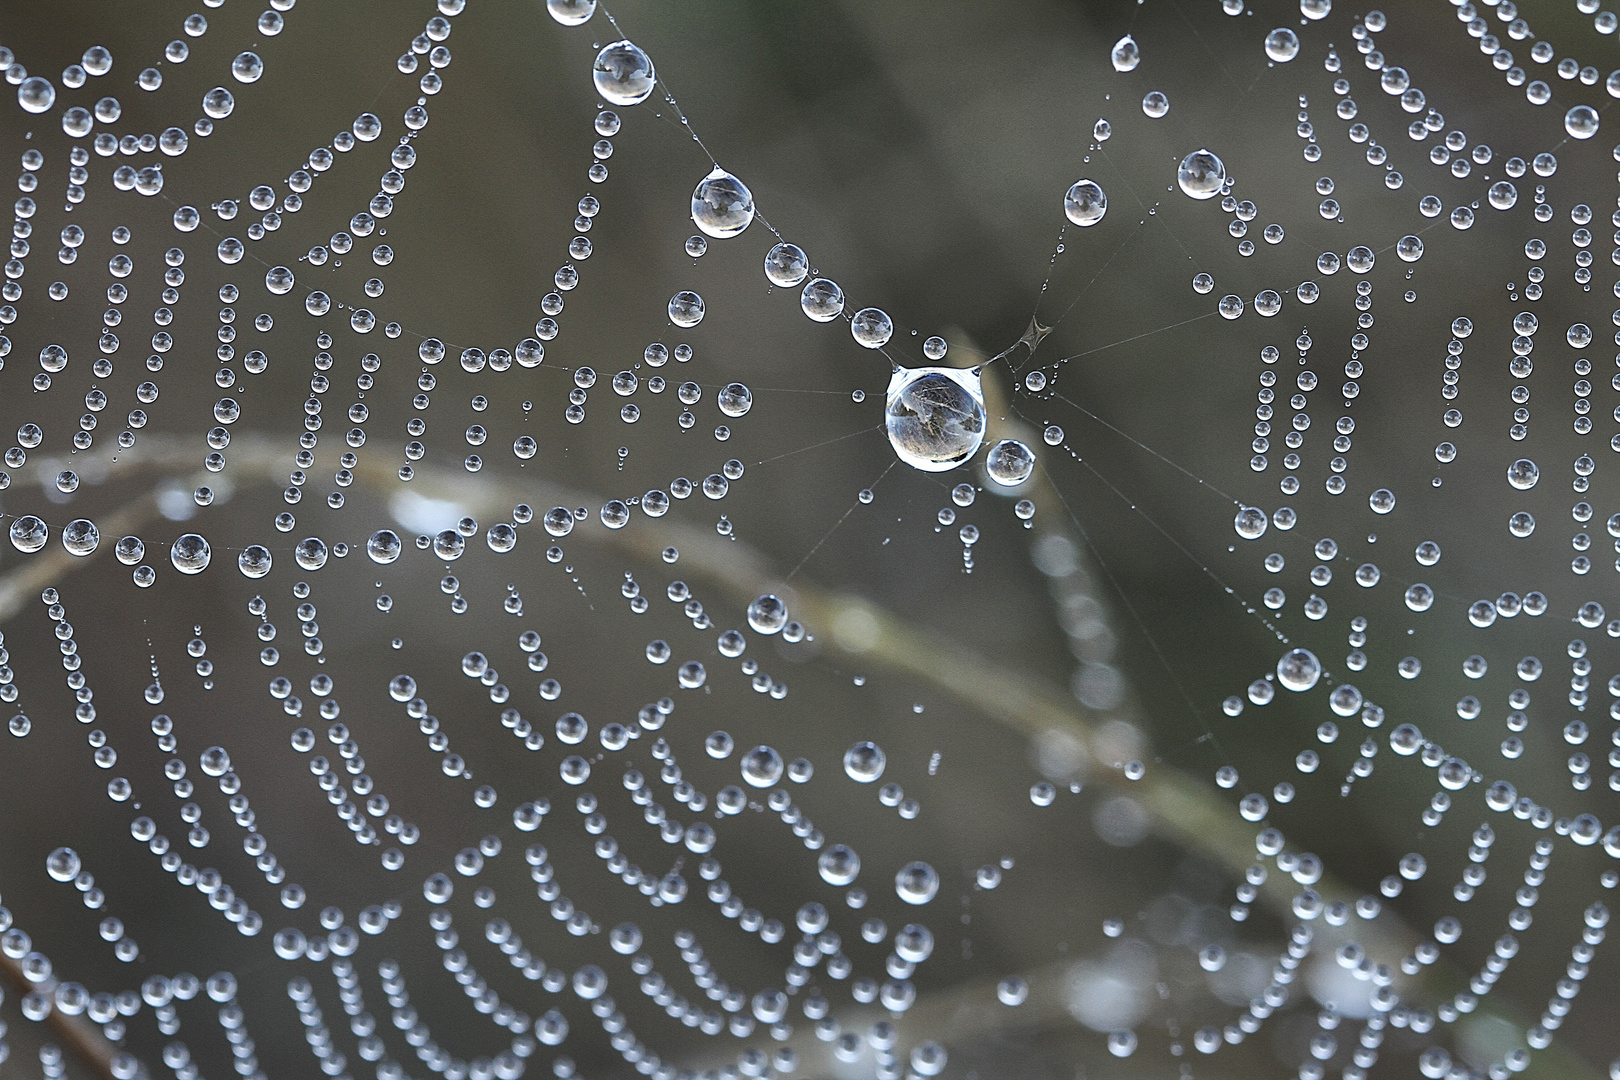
top-left (0, 1), bottom-right (1063, 1080)
top-left (1055, 1), bottom-right (1620, 1077)
top-left (2, 1), bottom-right (1620, 1080)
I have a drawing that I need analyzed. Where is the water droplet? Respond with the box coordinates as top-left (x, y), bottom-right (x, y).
top-left (1178, 150), bottom-right (1226, 199)
top-left (885, 366), bottom-right (986, 472)
top-left (801, 278), bottom-right (845, 322)
top-left (546, 0), bottom-right (596, 25)
top-left (764, 243), bottom-right (809, 287)
top-left (985, 440), bottom-right (1036, 486)
top-left (170, 534), bottom-right (211, 574)
top-left (1063, 180), bottom-right (1107, 226)
top-left (844, 741), bottom-right (886, 782)
top-left (691, 167), bottom-right (754, 238)
top-left (1277, 648), bottom-right (1322, 691)
top-left (593, 41), bottom-right (655, 106)
top-left (851, 308), bottom-right (894, 349)
top-left (1110, 36), bottom-right (1141, 72)
top-left (894, 861), bottom-right (939, 904)
top-left (1264, 28), bottom-right (1300, 62)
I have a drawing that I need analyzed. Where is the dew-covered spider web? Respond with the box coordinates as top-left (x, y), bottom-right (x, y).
top-left (0, 1), bottom-right (1617, 1080)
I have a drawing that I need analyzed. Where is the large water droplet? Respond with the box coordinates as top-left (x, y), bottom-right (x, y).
top-left (1064, 180), bottom-right (1107, 226)
top-left (46, 847), bottom-right (81, 882)
top-left (852, 308), bottom-right (894, 349)
top-left (237, 545), bottom-right (272, 578)
top-left (985, 439), bottom-right (1036, 486)
top-left (367, 529), bottom-right (402, 563)
top-left (764, 243), bottom-right (809, 287)
top-left (9, 516), bottom-right (47, 553)
top-left (844, 741), bottom-right (886, 782)
top-left (1177, 149), bottom-right (1226, 199)
top-left (747, 594), bottom-right (788, 634)
top-left (1277, 648), bottom-right (1322, 691)
top-left (171, 534), bottom-right (211, 574)
top-left (1506, 459), bottom-right (1539, 489)
top-left (593, 40), bottom-right (655, 106)
top-left (691, 167), bottom-right (754, 238)
top-left (884, 366), bottom-right (986, 472)
top-left (894, 861), bottom-right (939, 904)
top-left (61, 519), bottom-right (99, 556)
top-left (1565, 104), bottom-right (1600, 140)
top-left (741, 745), bottom-right (784, 787)
top-left (1264, 28), bottom-right (1300, 62)
top-left (18, 77), bottom-right (57, 114)
top-left (1110, 35), bottom-right (1141, 72)
top-left (1234, 506), bottom-right (1268, 539)
top-left (800, 278), bottom-right (845, 322)
top-left (546, 0), bottom-right (596, 25)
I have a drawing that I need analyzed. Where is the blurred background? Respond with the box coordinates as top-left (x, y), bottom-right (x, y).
top-left (0, 0), bottom-right (1615, 1079)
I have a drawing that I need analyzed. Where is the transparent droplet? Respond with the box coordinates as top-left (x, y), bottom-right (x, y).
top-left (851, 308), bottom-right (894, 349)
top-left (1111, 36), bottom-right (1140, 72)
top-left (592, 40), bottom-right (655, 106)
top-left (818, 844), bottom-right (861, 886)
top-left (747, 594), bottom-right (788, 634)
top-left (237, 545), bottom-right (272, 578)
top-left (18, 77), bottom-right (57, 114)
top-left (885, 366), bottom-right (986, 472)
top-left (1277, 648), bottom-right (1322, 691)
top-left (764, 243), bottom-right (809, 287)
top-left (1063, 180), bottom-right (1107, 226)
top-left (46, 847), bottom-right (81, 882)
top-left (294, 537), bottom-right (328, 571)
top-left (985, 440), bottom-right (1035, 486)
top-left (658, 287), bottom-right (708, 329)
top-left (894, 861), bottom-right (939, 905)
top-left (1264, 28), bottom-right (1299, 62)
top-left (170, 534), bottom-right (211, 574)
top-left (546, 0), bottom-right (596, 25)
top-left (741, 745), bottom-right (783, 787)
top-left (61, 519), bottom-right (99, 556)
top-left (1565, 104), bottom-right (1600, 140)
top-left (367, 529), bottom-right (401, 563)
top-left (691, 167), bottom-right (754, 238)
top-left (843, 741), bottom-right (886, 782)
top-left (801, 278), bottom-right (845, 322)
top-left (230, 51), bottom-right (264, 83)
top-left (1178, 149), bottom-right (1225, 198)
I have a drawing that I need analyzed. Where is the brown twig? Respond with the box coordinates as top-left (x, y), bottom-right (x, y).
top-left (0, 952), bottom-right (121, 1080)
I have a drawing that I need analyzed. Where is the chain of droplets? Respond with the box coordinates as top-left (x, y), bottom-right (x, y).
top-left (118, 3), bottom-right (469, 537)
top-left (646, 579), bottom-right (797, 698)
top-left (0, 222), bottom-right (136, 500)
top-left (11, 0), bottom-right (1007, 571)
top-left (22, 6), bottom-right (1620, 1080)
top-left (429, 806), bottom-right (725, 1078)
top-left (1216, 714), bottom-right (1619, 1041)
top-left (1222, 487), bottom-right (1619, 1067)
top-left (351, 615), bottom-right (925, 1078)
top-left (404, 768), bottom-right (928, 1079)
top-left (390, 86), bottom-right (755, 543)
top-left (1456, 0), bottom-right (1618, 104)
top-left (1049, 8), bottom-right (1620, 1075)
top-left (0, 905), bottom-right (249, 1080)
top-left (618, 5), bottom-right (1620, 1078)
top-left (16, 12), bottom-right (962, 1080)
top-left (4, 0), bottom-right (339, 508)
top-left (132, 630), bottom-right (296, 902)
top-left (263, 589), bottom-right (421, 874)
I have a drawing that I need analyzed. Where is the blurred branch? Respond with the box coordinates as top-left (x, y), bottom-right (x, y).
top-left (0, 953), bottom-right (121, 1080)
